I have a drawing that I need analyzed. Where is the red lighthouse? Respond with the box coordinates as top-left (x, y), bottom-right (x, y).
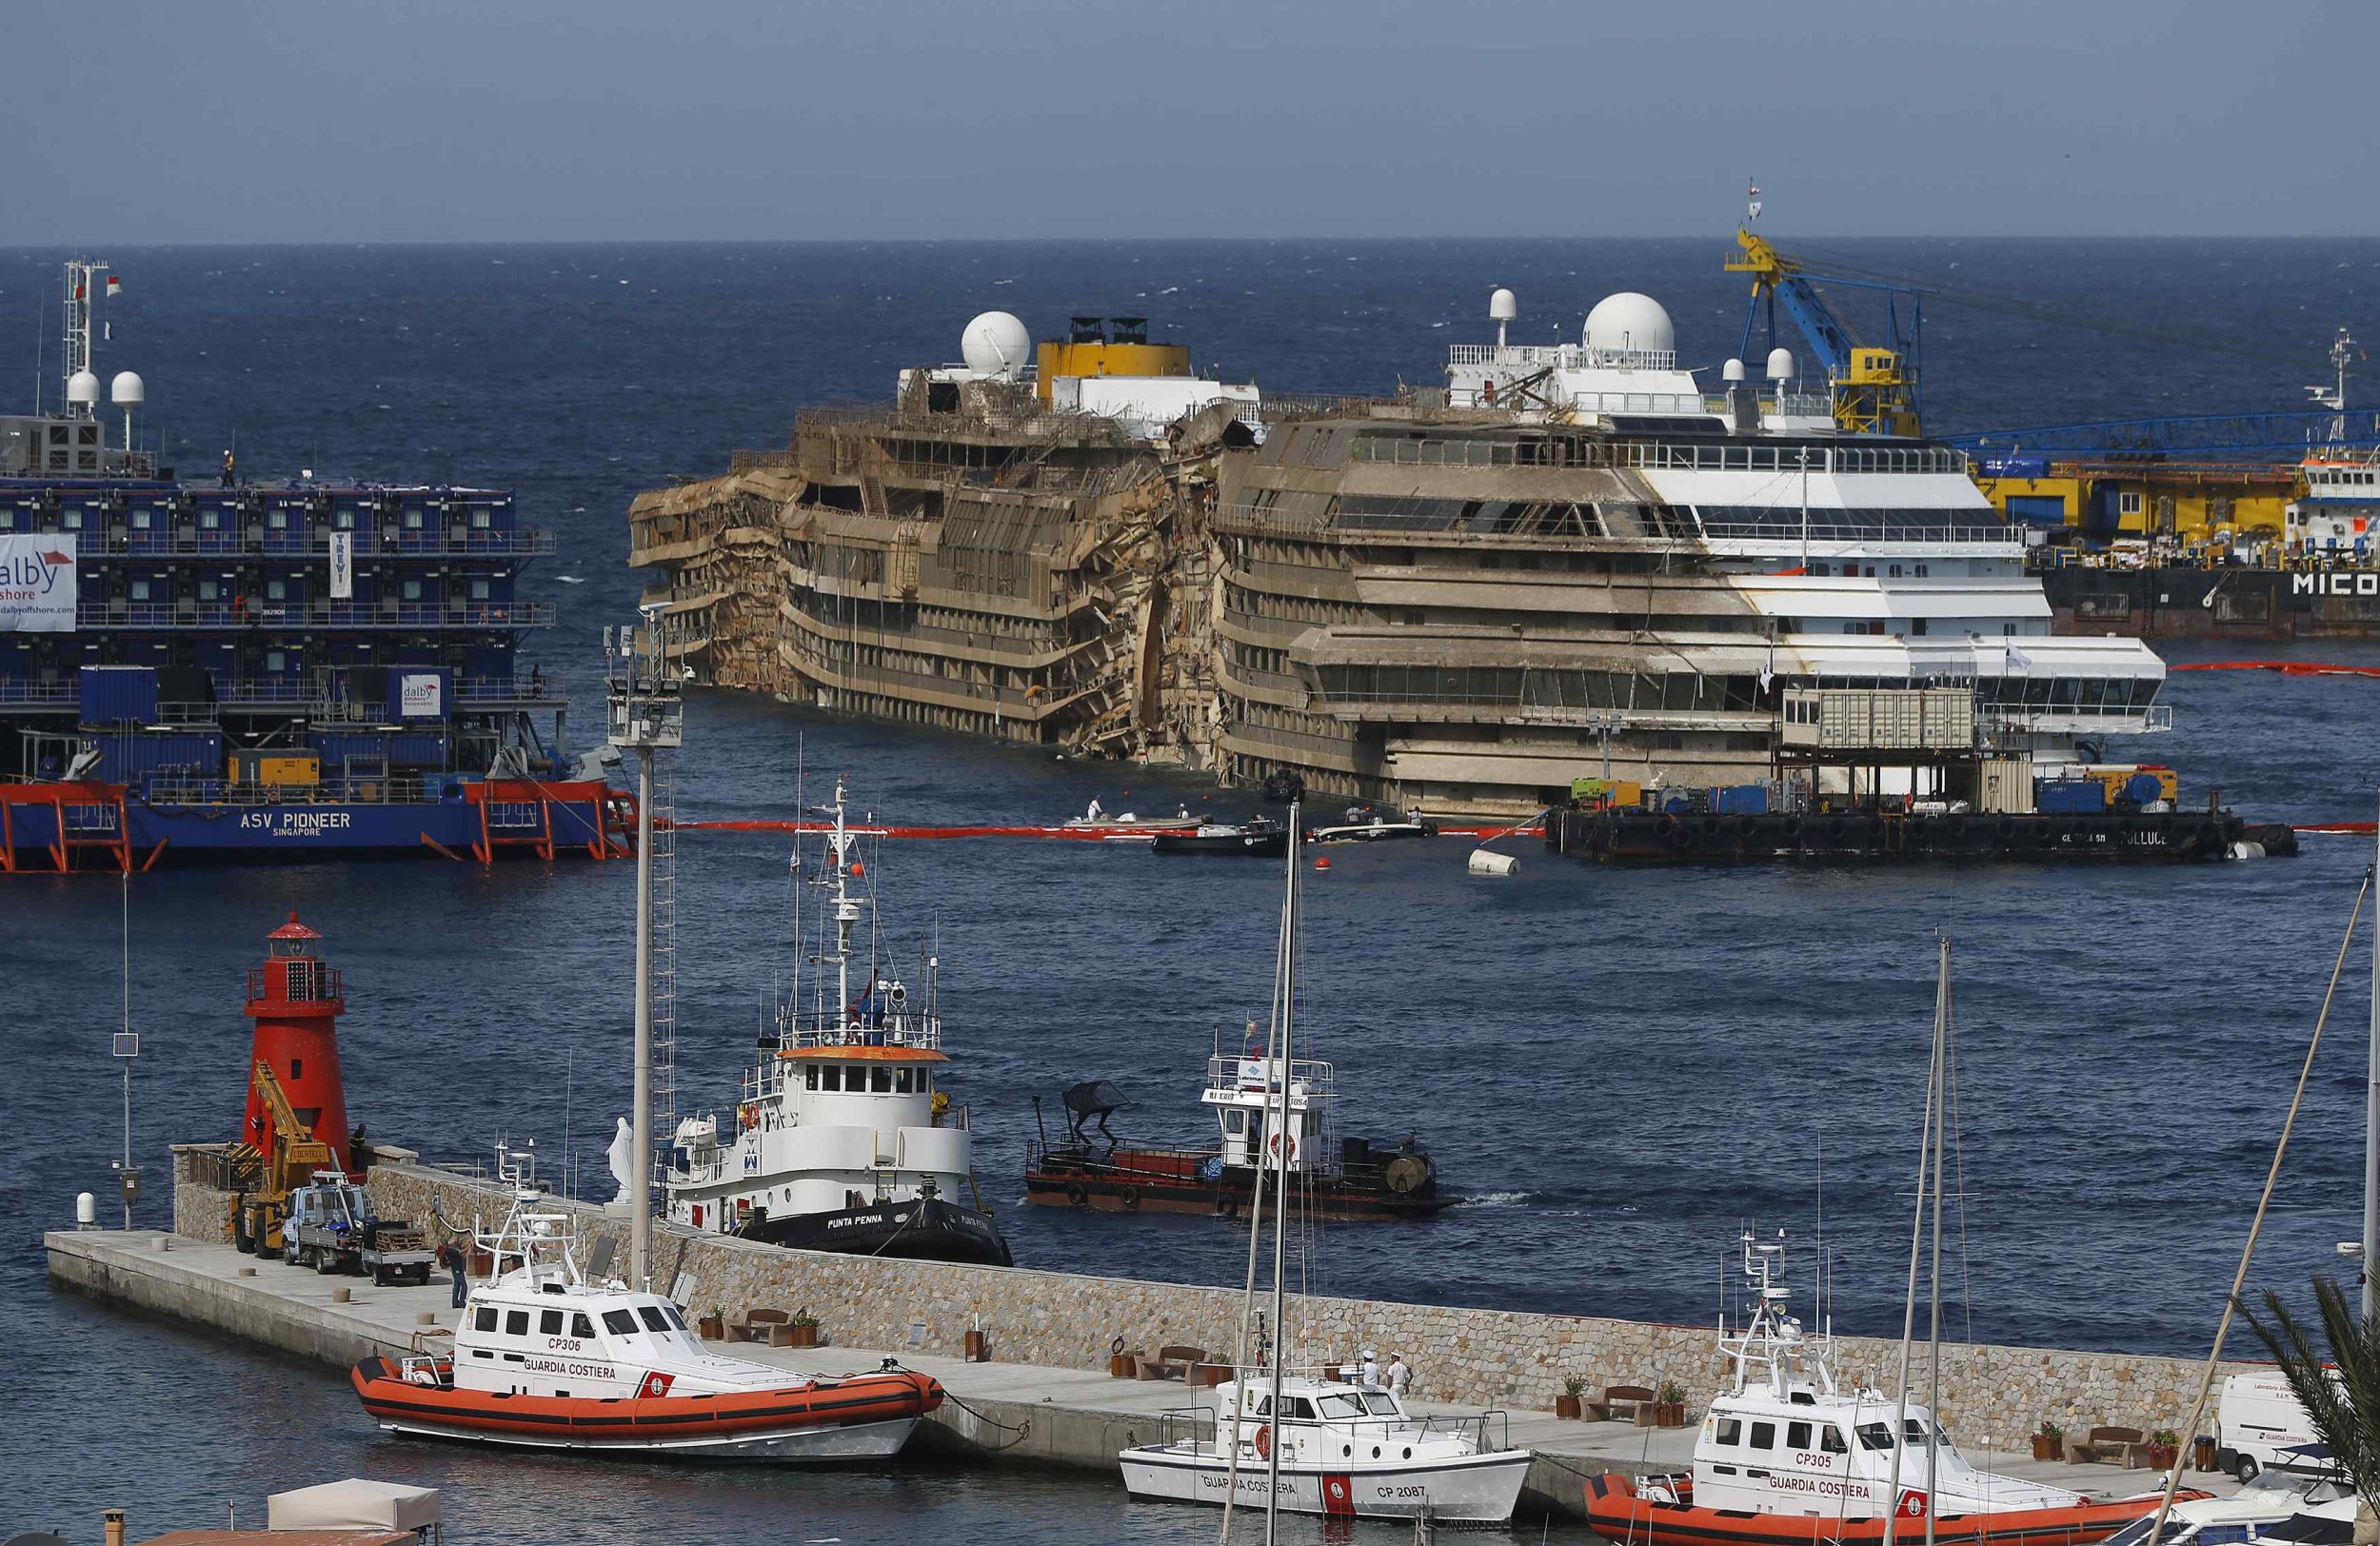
top-left (240, 912), bottom-right (355, 1177)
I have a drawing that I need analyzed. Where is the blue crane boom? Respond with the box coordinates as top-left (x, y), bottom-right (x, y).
top-left (1725, 228), bottom-right (1924, 437)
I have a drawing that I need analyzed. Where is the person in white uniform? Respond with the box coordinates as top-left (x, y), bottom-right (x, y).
top-left (1358, 1347), bottom-right (1380, 1389)
top-left (1385, 1353), bottom-right (1409, 1397)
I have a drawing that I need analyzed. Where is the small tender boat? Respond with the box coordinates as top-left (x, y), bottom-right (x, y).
top-left (1061, 801), bottom-right (1203, 841)
top-left (1120, 1370), bottom-right (1532, 1524)
top-left (1583, 1235), bottom-right (2191, 1546)
top-left (1303, 803), bottom-right (1439, 844)
top-left (1152, 817), bottom-right (1288, 856)
top-left (350, 1146), bottom-right (942, 1461)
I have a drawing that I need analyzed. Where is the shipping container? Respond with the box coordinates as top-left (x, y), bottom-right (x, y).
top-left (1715, 784), bottom-right (1771, 816)
top-left (93, 729), bottom-right (225, 788)
top-left (2035, 778), bottom-right (2108, 815)
top-left (387, 731), bottom-right (449, 767)
top-left (78, 664), bottom-right (160, 725)
top-left (1979, 756), bottom-right (2036, 814)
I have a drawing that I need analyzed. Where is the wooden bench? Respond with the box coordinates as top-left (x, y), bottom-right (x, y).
top-left (734, 1308), bottom-right (789, 1344)
top-left (2065, 1425), bottom-right (2146, 1467)
top-left (1585, 1384), bottom-right (1656, 1423)
top-left (1138, 1344), bottom-right (1208, 1381)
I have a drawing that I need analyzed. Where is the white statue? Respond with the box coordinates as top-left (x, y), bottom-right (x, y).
top-left (606, 1117), bottom-right (635, 1202)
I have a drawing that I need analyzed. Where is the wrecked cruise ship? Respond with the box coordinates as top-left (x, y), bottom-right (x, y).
top-left (628, 291), bottom-right (2168, 819)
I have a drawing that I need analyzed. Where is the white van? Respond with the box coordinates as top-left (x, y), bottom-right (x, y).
top-left (2215, 1371), bottom-right (2324, 1482)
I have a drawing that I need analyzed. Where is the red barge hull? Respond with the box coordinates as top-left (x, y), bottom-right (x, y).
top-left (1024, 1145), bottom-right (1445, 1222)
top-left (1582, 1474), bottom-right (2204, 1546)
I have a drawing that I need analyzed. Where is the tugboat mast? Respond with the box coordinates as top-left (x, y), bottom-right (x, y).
top-left (606, 606), bottom-right (683, 1291)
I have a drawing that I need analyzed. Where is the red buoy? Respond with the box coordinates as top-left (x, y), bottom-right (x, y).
top-left (1314, 854), bottom-right (1332, 871)
top-left (850, 861), bottom-right (864, 878)
top-left (239, 911), bottom-right (356, 1177)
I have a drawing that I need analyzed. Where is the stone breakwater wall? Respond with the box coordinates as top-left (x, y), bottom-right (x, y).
top-left (341, 1162), bottom-right (2249, 1439)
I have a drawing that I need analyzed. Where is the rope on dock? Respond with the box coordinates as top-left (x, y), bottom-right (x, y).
top-left (933, 1387), bottom-right (1033, 1450)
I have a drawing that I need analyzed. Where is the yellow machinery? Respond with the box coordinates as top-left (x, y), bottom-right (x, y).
top-left (233, 1059), bottom-right (338, 1255)
top-left (1725, 229), bottom-right (1922, 438)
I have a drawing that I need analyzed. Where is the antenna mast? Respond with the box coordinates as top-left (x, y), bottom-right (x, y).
top-left (62, 258), bottom-right (109, 420)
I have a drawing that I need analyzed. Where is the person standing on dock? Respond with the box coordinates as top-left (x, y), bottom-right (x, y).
top-left (1358, 1347), bottom-right (1380, 1389)
top-left (1385, 1352), bottom-right (1409, 1397)
top-left (439, 1238), bottom-right (467, 1308)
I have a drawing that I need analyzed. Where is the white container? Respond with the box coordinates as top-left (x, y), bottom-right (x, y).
top-left (1467, 849), bottom-right (1517, 877)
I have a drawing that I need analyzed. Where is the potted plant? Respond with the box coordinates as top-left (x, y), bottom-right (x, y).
top-left (697, 1307), bottom-right (726, 1341)
top-left (1656, 1380), bottom-right (1690, 1428)
top-left (2145, 1428), bottom-right (2180, 1471)
top-left (1111, 1343), bottom-right (1141, 1379)
top-left (1556, 1375), bottom-right (1587, 1420)
top-left (786, 1308), bottom-right (821, 1349)
top-left (2032, 1420), bottom-right (2064, 1463)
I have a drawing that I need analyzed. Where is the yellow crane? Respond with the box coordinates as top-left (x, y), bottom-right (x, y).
top-left (1725, 228), bottom-right (1923, 438)
top-left (233, 1059), bottom-right (338, 1255)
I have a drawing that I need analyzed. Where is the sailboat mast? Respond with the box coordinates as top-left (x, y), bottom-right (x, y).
top-left (2365, 787), bottom-right (2379, 1324)
top-left (1925, 941), bottom-right (1949, 1546)
top-left (1263, 805), bottom-right (1300, 1540)
top-left (1883, 941), bottom-right (1947, 1546)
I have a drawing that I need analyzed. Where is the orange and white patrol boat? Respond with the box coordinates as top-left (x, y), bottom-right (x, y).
top-left (1586, 1237), bottom-right (2192, 1546)
top-left (349, 1146), bottom-right (942, 1461)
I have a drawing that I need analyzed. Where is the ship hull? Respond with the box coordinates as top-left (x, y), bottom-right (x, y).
top-left (736, 1196), bottom-right (1012, 1267)
top-left (349, 1358), bottom-right (937, 1463)
top-left (0, 785), bottom-right (620, 867)
top-left (1582, 1473), bottom-right (2193, 1546)
top-left (1150, 830), bottom-right (1287, 856)
top-left (1024, 1150), bottom-right (1444, 1222)
top-left (1121, 1443), bottom-right (1530, 1523)
top-left (1548, 807), bottom-right (2279, 864)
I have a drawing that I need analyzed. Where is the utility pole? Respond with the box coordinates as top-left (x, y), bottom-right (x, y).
top-left (2365, 786), bottom-right (2379, 1323)
top-left (113, 869), bottom-right (141, 1230)
top-left (606, 608), bottom-right (682, 1290)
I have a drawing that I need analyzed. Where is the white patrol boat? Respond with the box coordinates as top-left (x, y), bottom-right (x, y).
top-left (348, 1145), bottom-right (942, 1460)
top-left (664, 781), bottom-right (1010, 1266)
top-left (1585, 1235), bottom-right (2176, 1546)
top-left (1120, 1369), bottom-right (1532, 1524)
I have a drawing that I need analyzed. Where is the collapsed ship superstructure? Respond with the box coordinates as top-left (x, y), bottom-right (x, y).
top-left (631, 291), bottom-right (2169, 819)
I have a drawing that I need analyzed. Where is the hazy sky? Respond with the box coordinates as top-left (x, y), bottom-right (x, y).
top-left (13, 0), bottom-right (2376, 243)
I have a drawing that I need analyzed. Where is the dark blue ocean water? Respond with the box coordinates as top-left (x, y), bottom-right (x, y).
top-left (7, 240), bottom-right (2380, 1541)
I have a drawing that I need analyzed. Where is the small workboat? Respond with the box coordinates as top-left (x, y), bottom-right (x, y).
top-left (1061, 800), bottom-right (1202, 841)
top-left (1303, 803), bottom-right (1439, 844)
top-left (350, 1146), bottom-right (942, 1461)
top-left (1152, 817), bottom-right (1287, 856)
top-left (1024, 1063), bottom-right (1444, 1221)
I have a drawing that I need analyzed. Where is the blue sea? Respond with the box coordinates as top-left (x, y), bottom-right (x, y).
top-left (6, 239), bottom-right (2380, 1542)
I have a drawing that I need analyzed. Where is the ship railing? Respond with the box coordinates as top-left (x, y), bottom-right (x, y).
top-left (84, 601), bottom-right (554, 629)
top-left (0, 680), bottom-right (79, 705)
top-left (1696, 517), bottom-right (2013, 545)
top-left (248, 961), bottom-right (345, 1004)
top-left (1205, 1054), bottom-right (1337, 1096)
top-left (782, 1012), bottom-right (942, 1052)
top-left (83, 529), bottom-right (555, 558)
top-left (142, 773), bottom-right (447, 806)
top-left (1187, 1398), bottom-right (1515, 1457)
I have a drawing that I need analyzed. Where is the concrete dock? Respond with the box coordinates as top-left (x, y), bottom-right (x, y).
top-left (49, 1228), bottom-right (2219, 1525)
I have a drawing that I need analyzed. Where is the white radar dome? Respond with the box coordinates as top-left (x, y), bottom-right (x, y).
top-left (1766, 347), bottom-right (1796, 382)
top-left (1581, 293), bottom-right (1676, 363)
top-left (67, 369), bottom-right (100, 406)
top-left (110, 370), bottom-right (145, 406)
top-left (1722, 357), bottom-right (1746, 384)
top-left (1488, 287), bottom-right (1517, 323)
top-left (961, 311), bottom-right (1032, 380)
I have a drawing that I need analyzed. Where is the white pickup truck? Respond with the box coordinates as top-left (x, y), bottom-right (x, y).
top-left (281, 1176), bottom-right (435, 1286)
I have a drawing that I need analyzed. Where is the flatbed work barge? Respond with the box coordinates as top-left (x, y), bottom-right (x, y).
top-left (1548, 804), bottom-right (2287, 863)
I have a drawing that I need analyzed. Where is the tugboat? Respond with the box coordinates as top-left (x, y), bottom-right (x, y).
top-left (664, 780), bottom-right (1011, 1266)
top-left (1151, 815), bottom-right (1288, 857)
top-left (1118, 808), bottom-right (1529, 1526)
top-left (1025, 1060), bottom-right (1445, 1220)
top-left (349, 1146), bottom-right (943, 1460)
top-left (1584, 1234), bottom-right (2185, 1546)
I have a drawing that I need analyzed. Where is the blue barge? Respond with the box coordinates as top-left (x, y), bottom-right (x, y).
top-left (0, 258), bottom-right (625, 869)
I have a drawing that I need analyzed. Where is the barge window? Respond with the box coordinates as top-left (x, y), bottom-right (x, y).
top-left (505, 1311), bottom-right (528, 1337)
top-left (1788, 1421), bottom-right (1812, 1449)
top-left (1751, 1421), bottom-right (1775, 1449)
top-left (571, 1313), bottom-right (596, 1338)
top-left (895, 1068), bottom-right (915, 1093)
top-left (540, 1309), bottom-right (564, 1336)
top-left (872, 1067), bottom-right (893, 1093)
top-left (602, 1309), bottom-right (638, 1336)
top-left (639, 1306), bottom-right (672, 1334)
top-left (473, 1307), bottom-right (498, 1333)
top-left (1226, 1110), bottom-right (1246, 1134)
top-left (805, 1065), bottom-right (820, 1090)
top-left (822, 1066), bottom-right (842, 1092)
top-left (1822, 1425), bottom-right (1848, 1454)
top-left (1715, 1417), bottom-right (1741, 1445)
top-left (1857, 1422), bottom-right (1894, 1450)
